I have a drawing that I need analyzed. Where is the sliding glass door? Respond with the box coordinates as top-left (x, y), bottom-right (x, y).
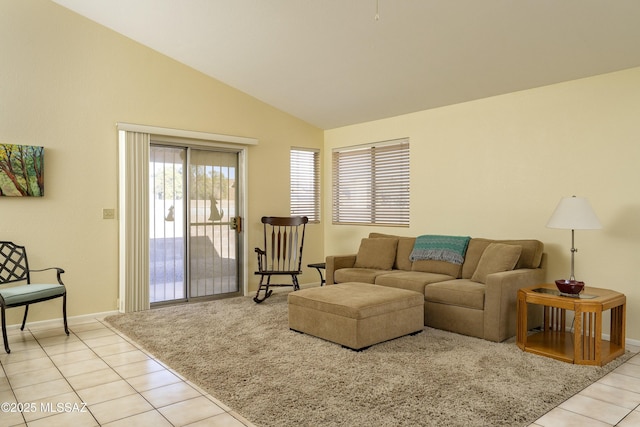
top-left (149, 144), bottom-right (241, 304)
top-left (189, 149), bottom-right (239, 298)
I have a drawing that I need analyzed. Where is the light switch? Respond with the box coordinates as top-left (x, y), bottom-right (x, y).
top-left (102, 208), bottom-right (115, 220)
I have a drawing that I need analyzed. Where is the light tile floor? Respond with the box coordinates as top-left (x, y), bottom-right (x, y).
top-left (0, 316), bottom-right (254, 427)
top-left (530, 346), bottom-right (640, 427)
top-left (1, 315), bottom-right (639, 426)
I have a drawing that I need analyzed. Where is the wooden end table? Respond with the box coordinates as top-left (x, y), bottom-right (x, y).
top-left (517, 283), bottom-right (626, 366)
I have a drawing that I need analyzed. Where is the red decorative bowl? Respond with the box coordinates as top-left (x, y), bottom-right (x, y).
top-left (555, 279), bottom-right (585, 295)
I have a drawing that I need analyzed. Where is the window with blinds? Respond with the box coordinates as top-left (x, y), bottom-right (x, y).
top-left (290, 147), bottom-right (320, 222)
top-left (332, 138), bottom-right (409, 226)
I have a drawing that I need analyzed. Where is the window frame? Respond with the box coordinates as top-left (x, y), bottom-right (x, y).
top-left (332, 138), bottom-right (410, 227)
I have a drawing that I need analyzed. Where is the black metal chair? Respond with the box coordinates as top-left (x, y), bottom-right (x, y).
top-left (0, 241), bottom-right (69, 353)
top-left (254, 216), bottom-right (308, 303)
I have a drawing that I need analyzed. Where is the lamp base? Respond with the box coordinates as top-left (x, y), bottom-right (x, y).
top-left (555, 279), bottom-right (584, 296)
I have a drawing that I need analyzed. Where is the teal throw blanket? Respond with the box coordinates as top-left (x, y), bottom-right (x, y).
top-left (409, 235), bottom-right (471, 265)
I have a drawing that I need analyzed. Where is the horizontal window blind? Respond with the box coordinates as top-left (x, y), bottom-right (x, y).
top-left (290, 148), bottom-right (320, 222)
top-left (332, 139), bottom-right (409, 226)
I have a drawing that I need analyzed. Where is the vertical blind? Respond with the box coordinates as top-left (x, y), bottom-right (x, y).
top-left (332, 138), bottom-right (409, 226)
top-left (119, 130), bottom-right (151, 312)
top-left (290, 148), bottom-right (320, 222)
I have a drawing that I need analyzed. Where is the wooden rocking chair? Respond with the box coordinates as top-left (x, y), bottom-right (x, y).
top-left (254, 216), bottom-right (308, 303)
top-left (0, 241), bottom-right (69, 353)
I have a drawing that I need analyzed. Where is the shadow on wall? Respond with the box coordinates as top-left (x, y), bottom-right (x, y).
top-left (542, 243), bottom-right (568, 280)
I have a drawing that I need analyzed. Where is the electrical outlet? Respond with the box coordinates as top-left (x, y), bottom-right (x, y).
top-left (102, 208), bottom-right (115, 219)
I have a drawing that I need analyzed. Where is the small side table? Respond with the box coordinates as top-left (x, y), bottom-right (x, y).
top-left (307, 262), bottom-right (326, 286)
top-left (517, 283), bottom-right (626, 366)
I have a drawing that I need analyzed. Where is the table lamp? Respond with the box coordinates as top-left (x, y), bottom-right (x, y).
top-left (546, 195), bottom-right (601, 294)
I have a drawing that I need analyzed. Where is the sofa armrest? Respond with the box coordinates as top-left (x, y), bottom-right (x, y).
top-left (325, 254), bottom-right (357, 285)
top-left (483, 268), bottom-right (545, 342)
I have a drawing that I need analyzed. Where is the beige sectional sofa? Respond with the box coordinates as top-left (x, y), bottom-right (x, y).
top-left (325, 233), bottom-right (545, 342)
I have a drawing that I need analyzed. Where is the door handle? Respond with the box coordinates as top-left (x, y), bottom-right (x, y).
top-left (230, 216), bottom-right (242, 232)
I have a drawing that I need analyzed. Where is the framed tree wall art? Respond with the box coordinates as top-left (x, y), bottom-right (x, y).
top-left (0, 143), bottom-right (45, 197)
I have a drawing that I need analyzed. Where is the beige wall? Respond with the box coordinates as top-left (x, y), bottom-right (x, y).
top-left (0, 0), bottom-right (324, 324)
top-left (325, 67), bottom-right (640, 341)
top-left (3, 0), bottom-right (639, 343)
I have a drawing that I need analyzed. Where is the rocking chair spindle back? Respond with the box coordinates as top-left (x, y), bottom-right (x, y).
top-left (254, 216), bottom-right (308, 303)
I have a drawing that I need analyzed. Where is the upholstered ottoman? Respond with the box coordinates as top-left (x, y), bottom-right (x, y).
top-left (288, 282), bottom-right (424, 350)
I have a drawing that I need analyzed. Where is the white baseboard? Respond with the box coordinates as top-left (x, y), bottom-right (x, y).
top-left (4, 310), bottom-right (120, 331)
top-left (627, 338), bottom-right (640, 349)
top-left (606, 334), bottom-right (640, 350)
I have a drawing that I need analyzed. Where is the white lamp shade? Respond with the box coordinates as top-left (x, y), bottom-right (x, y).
top-left (546, 196), bottom-right (602, 230)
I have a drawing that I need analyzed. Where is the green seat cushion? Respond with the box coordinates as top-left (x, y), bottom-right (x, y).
top-left (0, 284), bottom-right (65, 306)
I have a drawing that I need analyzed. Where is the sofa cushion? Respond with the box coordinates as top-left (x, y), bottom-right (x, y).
top-left (411, 259), bottom-right (462, 277)
top-left (369, 233), bottom-right (414, 271)
top-left (462, 238), bottom-right (543, 279)
top-left (470, 243), bottom-right (522, 284)
top-left (394, 237), bottom-right (415, 271)
top-left (375, 271), bottom-right (456, 294)
top-left (353, 238), bottom-right (398, 270)
top-left (334, 268), bottom-right (401, 284)
top-left (424, 279), bottom-right (485, 310)
top-left (506, 239), bottom-right (543, 269)
top-left (369, 232), bottom-right (401, 239)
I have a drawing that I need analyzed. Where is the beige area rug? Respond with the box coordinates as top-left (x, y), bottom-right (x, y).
top-left (105, 293), bottom-right (632, 427)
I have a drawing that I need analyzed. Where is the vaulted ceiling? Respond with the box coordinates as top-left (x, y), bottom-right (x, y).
top-left (52, 0), bottom-right (640, 129)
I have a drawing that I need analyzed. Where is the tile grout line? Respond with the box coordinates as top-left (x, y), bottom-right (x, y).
top-left (1, 328), bottom-right (36, 426)
top-left (76, 319), bottom-right (234, 426)
top-left (95, 318), bottom-right (252, 426)
top-left (617, 403), bottom-right (640, 426)
top-left (9, 322), bottom-right (170, 426)
top-left (29, 326), bottom-right (102, 426)
top-left (47, 323), bottom-right (179, 426)
top-left (531, 352), bottom-right (640, 426)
